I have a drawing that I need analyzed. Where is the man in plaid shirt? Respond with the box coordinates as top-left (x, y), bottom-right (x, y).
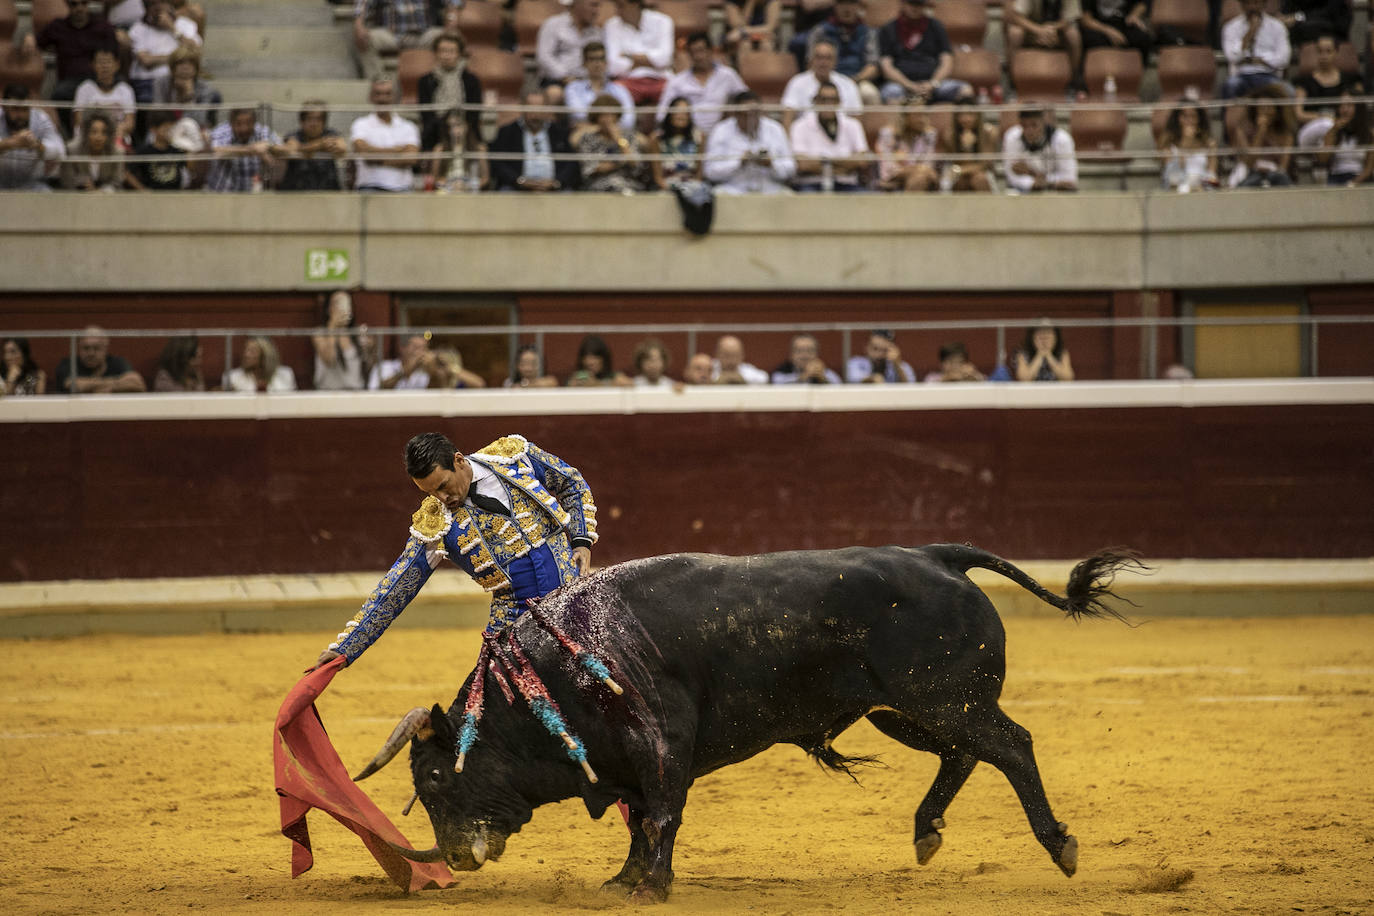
top-left (206, 107), bottom-right (285, 192)
top-left (353, 0), bottom-right (461, 82)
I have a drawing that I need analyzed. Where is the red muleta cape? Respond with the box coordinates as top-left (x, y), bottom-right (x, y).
top-left (274, 656), bottom-right (455, 892)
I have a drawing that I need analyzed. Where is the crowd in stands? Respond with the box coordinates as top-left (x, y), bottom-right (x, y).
top-left (1, 0), bottom-right (1371, 192)
top-left (0, 313), bottom-right (1093, 398)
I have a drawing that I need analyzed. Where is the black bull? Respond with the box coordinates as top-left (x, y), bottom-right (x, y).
top-left (356, 544), bottom-right (1139, 903)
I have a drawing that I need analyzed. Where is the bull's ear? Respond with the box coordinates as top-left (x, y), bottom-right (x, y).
top-left (427, 703), bottom-right (455, 745)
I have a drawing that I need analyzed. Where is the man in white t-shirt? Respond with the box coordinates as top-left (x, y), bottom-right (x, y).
top-left (788, 81), bottom-right (869, 191)
top-left (604, 0), bottom-right (675, 103)
top-left (1002, 108), bottom-right (1077, 193)
top-left (780, 39), bottom-right (863, 129)
top-left (349, 78), bottom-right (421, 192)
top-left (711, 335), bottom-right (770, 384)
top-left (368, 332), bottom-right (432, 389)
top-left (73, 48), bottom-right (137, 141)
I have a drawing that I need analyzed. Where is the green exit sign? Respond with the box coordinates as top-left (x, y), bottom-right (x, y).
top-left (305, 248), bottom-right (350, 282)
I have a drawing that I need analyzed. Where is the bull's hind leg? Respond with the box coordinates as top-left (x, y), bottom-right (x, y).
top-left (866, 710), bottom-right (978, 866)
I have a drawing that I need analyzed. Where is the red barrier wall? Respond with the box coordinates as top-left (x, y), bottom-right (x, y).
top-left (4, 402), bottom-right (1370, 583)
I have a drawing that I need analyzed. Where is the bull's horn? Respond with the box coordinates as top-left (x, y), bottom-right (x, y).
top-left (385, 840), bottom-right (448, 863)
top-left (472, 826), bottom-right (488, 866)
top-left (354, 707), bottom-right (433, 782)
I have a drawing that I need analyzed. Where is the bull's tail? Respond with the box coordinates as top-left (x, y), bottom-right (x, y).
top-left (925, 544), bottom-right (1145, 622)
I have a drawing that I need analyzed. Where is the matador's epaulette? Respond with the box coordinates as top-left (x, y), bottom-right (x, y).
top-left (475, 435), bottom-right (529, 463)
top-left (410, 495), bottom-right (453, 557)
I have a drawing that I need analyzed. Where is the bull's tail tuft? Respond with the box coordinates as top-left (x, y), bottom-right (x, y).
top-left (803, 744), bottom-right (886, 783)
top-left (927, 543), bottom-right (1147, 623)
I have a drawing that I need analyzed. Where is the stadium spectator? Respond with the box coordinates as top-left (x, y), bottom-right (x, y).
top-left (56, 327), bottom-right (147, 393)
top-left (129, 1), bottom-right (201, 103)
top-left (804, 0), bottom-right (881, 105)
top-left (312, 291), bottom-right (372, 390)
top-left (566, 334), bottom-right (631, 386)
top-left (225, 337), bottom-right (297, 392)
top-left (0, 85), bottom-right (65, 192)
top-left (424, 348), bottom-right (486, 388)
top-left (604, 0), bottom-right (675, 105)
top-left (72, 48), bottom-right (136, 142)
top-left (632, 338), bottom-right (674, 388)
top-left (1220, 0), bottom-right (1290, 99)
top-left (206, 107), bottom-right (284, 192)
top-left (152, 47), bottom-right (222, 130)
top-left (126, 110), bottom-right (188, 190)
top-left (923, 341), bottom-right (986, 382)
top-left (2, 337), bottom-right (46, 396)
top-left (1014, 320), bottom-right (1074, 381)
top-left (771, 333), bottom-right (842, 383)
top-left (781, 39), bottom-right (863, 129)
top-left (152, 335), bottom-right (205, 391)
top-left (566, 42), bottom-right (637, 136)
top-left (682, 351), bottom-right (714, 384)
top-left (578, 93), bottom-right (652, 192)
top-left (788, 0), bottom-right (839, 69)
top-left (940, 99), bottom-right (999, 191)
top-left (60, 112), bottom-right (126, 191)
top-left (655, 33), bottom-right (748, 133)
top-left (1005, 0), bottom-right (1084, 97)
top-left (846, 329), bottom-right (916, 383)
top-left (724, 0), bottom-right (782, 51)
top-left (1079, 0), bottom-right (1152, 64)
top-left (879, 0), bottom-right (975, 104)
top-left (876, 98), bottom-right (941, 191)
top-left (350, 79), bottom-right (421, 192)
top-left (1294, 35), bottom-right (1364, 149)
top-left (280, 101), bottom-right (347, 191)
top-left (170, 0), bottom-right (206, 35)
top-left (369, 331), bottom-right (432, 389)
top-left (704, 90), bottom-right (796, 194)
top-left (352, 0), bottom-right (454, 83)
top-left (489, 89), bottom-right (579, 191)
top-left (790, 81), bottom-right (870, 191)
top-left (1230, 84), bottom-right (1294, 187)
top-left (1279, 0), bottom-right (1351, 45)
top-left (105, 0), bottom-right (147, 30)
top-left (417, 32), bottom-right (482, 151)
top-left (22, 0), bottom-right (120, 136)
top-left (536, 0), bottom-right (605, 105)
top-left (712, 335), bottom-right (769, 384)
top-left (505, 345), bottom-right (559, 388)
top-left (429, 108), bottom-right (489, 192)
top-left (652, 97), bottom-right (705, 186)
top-left (1317, 94), bottom-right (1373, 187)
top-left (1003, 107), bottom-right (1078, 192)
top-left (1158, 103), bottom-right (1218, 191)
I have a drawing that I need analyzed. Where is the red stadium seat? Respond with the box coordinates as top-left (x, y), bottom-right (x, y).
top-left (397, 48), bottom-right (435, 104)
top-left (1156, 45), bottom-right (1217, 99)
top-left (452, 1), bottom-right (506, 49)
top-left (0, 0), bottom-right (18, 43)
top-left (30, 0), bottom-right (70, 36)
top-left (1010, 49), bottom-right (1071, 102)
top-left (950, 47), bottom-right (1001, 91)
top-left (934, 0), bottom-right (988, 48)
top-left (0, 43), bottom-right (44, 97)
top-left (515, 0), bottom-right (561, 57)
top-left (865, 0), bottom-right (899, 29)
top-left (1083, 48), bottom-right (1142, 100)
top-left (1295, 41), bottom-right (1362, 78)
top-left (737, 48), bottom-right (798, 104)
top-left (1149, 0), bottom-right (1209, 45)
top-left (468, 47), bottom-right (527, 102)
top-left (1069, 106), bottom-right (1129, 157)
top-left (652, 0), bottom-right (712, 39)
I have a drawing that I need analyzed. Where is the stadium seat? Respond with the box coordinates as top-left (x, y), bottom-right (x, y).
top-left (1083, 48), bottom-right (1142, 100)
top-left (737, 48), bottom-right (798, 103)
top-left (0, 0), bottom-right (17, 43)
top-left (1295, 41), bottom-right (1361, 78)
top-left (864, 0), bottom-right (899, 29)
top-left (0, 43), bottom-right (44, 97)
top-left (453, 0), bottom-right (506, 49)
top-left (949, 48), bottom-right (1001, 92)
top-left (653, 0), bottom-right (712, 39)
top-left (1010, 49), bottom-right (1072, 102)
top-left (515, 0), bottom-right (561, 57)
top-left (934, 0), bottom-right (988, 48)
top-left (1069, 106), bottom-right (1129, 157)
top-left (1156, 45), bottom-right (1217, 99)
top-left (30, 0), bottom-right (69, 36)
top-left (1149, 0), bottom-right (1209, 45)
top-left (397, 48), bottom-right (435, 104)
top-left (468, 47), bottom-right (527, 102)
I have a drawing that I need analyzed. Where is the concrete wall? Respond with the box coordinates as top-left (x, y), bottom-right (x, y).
top-left (2, 189), bottom-right (1372, 293)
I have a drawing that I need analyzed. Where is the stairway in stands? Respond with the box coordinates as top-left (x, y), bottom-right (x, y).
top-left (203, 0), bottom-right (366, 136)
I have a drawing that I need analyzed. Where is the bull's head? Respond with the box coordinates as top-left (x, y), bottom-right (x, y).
top-left (355, 704), bottom-right (534, 872)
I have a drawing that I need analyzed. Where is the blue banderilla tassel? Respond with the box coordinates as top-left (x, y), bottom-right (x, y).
top-left (457, 712), bottom-right (479, 758)
top-left (530, 697), bottom-right (587, 763)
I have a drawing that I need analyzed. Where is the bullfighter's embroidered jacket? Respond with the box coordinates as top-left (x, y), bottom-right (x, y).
top-left (329, 435), bottom-right (598, 662)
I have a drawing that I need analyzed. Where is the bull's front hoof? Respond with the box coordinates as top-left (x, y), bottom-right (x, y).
top-left (915, 831), bottom-right (942, 865)
top-left (628, 882), bottom-right (670, 905)
top-left (1055, 835), bottom-right (1078, 877)
top-left (600, 877), bottom-right (635, 896)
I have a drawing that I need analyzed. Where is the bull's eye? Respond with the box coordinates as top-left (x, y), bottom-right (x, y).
top-left (429, 768), bottom-right (442, 784)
